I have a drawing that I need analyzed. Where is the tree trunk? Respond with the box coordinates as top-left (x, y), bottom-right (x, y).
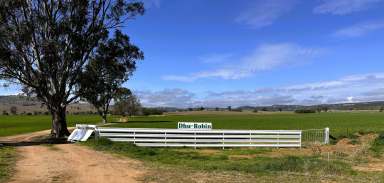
top-left (51, 106), bottom-right (70, 138)
top-left (101, 113), bottom-right (107, 124)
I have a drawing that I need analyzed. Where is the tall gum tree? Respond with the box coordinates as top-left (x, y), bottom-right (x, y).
top-left (0, 0), bottom-right (144, 137)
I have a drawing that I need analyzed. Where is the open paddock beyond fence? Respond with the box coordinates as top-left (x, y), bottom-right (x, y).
top-left (94, 127), bottom-right (328, 148)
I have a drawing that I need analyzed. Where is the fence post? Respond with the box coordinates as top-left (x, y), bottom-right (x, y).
top-left (249, 130), bottom-right (252, 145)
top-left (165, 131), bottom-right (167, 146)
top-left (277, 130), bottom-right (280, 148)
top-left (194, 132), bottom-right (196, 150)
top-left (222, 132), bottom-right (225, 150)
top-left (324, 127), bottom-right (330, 144)
top-left (299, 131), bottom-right (302, 148)
top-left (133, 131), bottom-right (136, 144)
top-left (94, 127), bottom-right (99, 140)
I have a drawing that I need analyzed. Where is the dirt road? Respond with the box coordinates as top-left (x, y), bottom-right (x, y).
top-left (1, 131), bottom-right (145, 183)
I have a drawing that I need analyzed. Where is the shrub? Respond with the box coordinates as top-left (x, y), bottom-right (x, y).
top-left (294, 109), bottom-right (316, 113)
top-left (142, 108), bottom-right (164, 116)
top-left (370, 133), bottom-right (384, 157)
top-left (10, 106), bottom-right (17, 115)
top-left (232, 108), bottom-right (242, 112)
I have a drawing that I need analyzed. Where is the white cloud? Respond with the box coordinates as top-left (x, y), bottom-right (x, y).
top-left (333, 20), bottom-right (384, 38)
top-left (139, 73), bottom-right (384, 108)
top-left (163, 43), bottom-right (321, 82)
top-left (198, 53), bottom-right (233, 64)
top-left (136, 89), bottom-right (195, 108)
top-left (235, 0), bottom-right (297, 29)
top-left (314, 0), bottom-right (382, 15)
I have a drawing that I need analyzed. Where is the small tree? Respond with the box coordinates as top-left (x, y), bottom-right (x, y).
top-left (10, 106), bottom-right (17, 115)
top-left (227, 106), bottom-right (232, 111)
top-left (79, 31), bottom-right (143, 123)
top-left (113, 89), bottom-right (142, 116)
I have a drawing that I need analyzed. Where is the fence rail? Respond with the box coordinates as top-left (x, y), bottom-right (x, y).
top-left (96, 128), bottom-right (302, 148)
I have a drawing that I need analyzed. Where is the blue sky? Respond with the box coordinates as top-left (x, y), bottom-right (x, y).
top-left (2, 0), bottom-right (384, 108)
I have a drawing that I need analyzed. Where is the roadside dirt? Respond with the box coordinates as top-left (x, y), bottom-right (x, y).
top-left (1, 130), bottom-right (146, 183)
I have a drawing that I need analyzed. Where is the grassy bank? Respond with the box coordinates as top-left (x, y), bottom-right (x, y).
top-left (0, 147), bottom-right (16, 182)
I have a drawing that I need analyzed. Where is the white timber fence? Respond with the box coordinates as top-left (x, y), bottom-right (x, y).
top-left (95, 128), bottom-right (303, 148)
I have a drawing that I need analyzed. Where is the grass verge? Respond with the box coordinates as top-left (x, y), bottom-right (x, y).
top-left (0, 147), bottom-right (16, 182)
top-left (83, 138), bottom-right (352, 176)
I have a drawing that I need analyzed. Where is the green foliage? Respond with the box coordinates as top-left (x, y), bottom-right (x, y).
top-left (294, 109), bottom-right (316, 113)
top-left (370, 133), bottom-right (384, 157)
top-left (142, 108), bottom-right (164, 116)
top-left (0, 0), bottom-right (144, 137)
top-left (113, 92), bottom-right (142, 116)
top-left (79, 29), bottom-right (143, 122)
top-left (0, 147), bottom-right (16, 182)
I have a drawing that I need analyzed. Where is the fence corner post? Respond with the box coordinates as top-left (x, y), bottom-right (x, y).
top-left (324, 127), bottom-right (330, 144)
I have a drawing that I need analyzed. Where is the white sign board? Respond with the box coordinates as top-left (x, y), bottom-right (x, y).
top-left (178, 122), bottom-right (212, 130)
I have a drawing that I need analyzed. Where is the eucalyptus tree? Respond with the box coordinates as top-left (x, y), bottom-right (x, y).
top-left (0, 0), bottom-right (144, 137)
top-left (79, 31), bottom-right (143, 123)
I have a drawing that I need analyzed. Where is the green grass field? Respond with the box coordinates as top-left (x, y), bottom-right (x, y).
top-left (0, 115), bottom-right (117, 137)
top-left (2, 111), bottom-right (384, 182)
top-left (111, 111), bottom-right (384, 137)
top-left (1, 111), bottom-right (384, 137)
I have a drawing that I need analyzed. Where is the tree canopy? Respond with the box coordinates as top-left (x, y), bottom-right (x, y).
top-left (0, 0), bottom-right (144, 137)
top-left (79, 31), bottom-right (143, 123)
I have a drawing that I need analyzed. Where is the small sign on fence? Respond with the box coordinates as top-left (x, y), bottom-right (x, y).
top-left (178, 122), bottom-right (212, 130)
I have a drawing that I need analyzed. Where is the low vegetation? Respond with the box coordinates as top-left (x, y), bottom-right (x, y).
top-left (294, 109), bottom-right (316, 113)
top-left (84, 138), bottom-right (350, 175)
top-left (370, 132), bottom-right (384, 157)
top-left (84, 136), bottom-right (384, 182)
top-left (0, 147), bottom-right (16, 182)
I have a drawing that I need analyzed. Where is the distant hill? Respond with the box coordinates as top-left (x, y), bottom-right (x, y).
top-left (0, 95), bottom-right (96, 115)
top-left (2, 95), bottom-right (384, 114)
top-left (237, 101), bottom-right (384, 111)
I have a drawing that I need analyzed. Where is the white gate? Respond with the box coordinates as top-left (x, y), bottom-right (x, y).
top-left (96, 128), bottom-right (302, 148)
